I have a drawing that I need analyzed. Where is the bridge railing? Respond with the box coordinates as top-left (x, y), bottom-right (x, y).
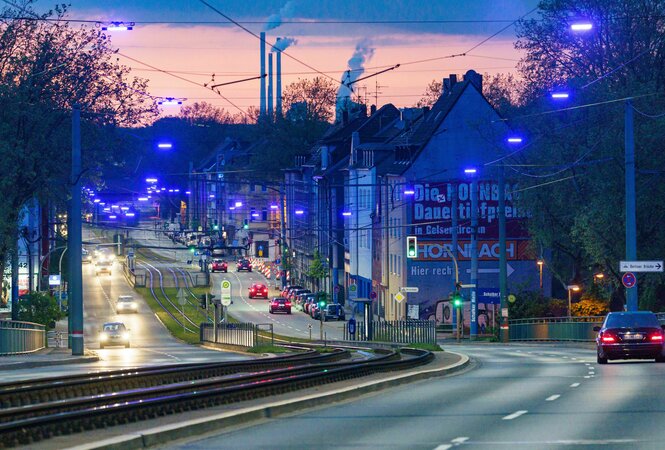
top-left (0, 320), bottom-right (46, 355)
top-left (509, 316), bottom-right (604, 342)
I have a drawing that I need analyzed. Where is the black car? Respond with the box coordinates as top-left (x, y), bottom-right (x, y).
top-left (594, 311), bottom-right (665, 364)
top-left (269, 297), bottom-right (291, 314)
top-left (237, 259), bottom-right (252, 272)
top-left (321, 304), bottom-right (346, 321)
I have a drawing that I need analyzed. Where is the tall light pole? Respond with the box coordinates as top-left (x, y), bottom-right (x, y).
top-left (69, 105), bottom-right (84, 356)
top-left (625, 100), bottom-right (638, 311)
top-left (499, 165), bottom-right (509, 342)
top-left (537, 259), bottom-right (544, 294)
top-left (465, 168), bottom-right (478, 340)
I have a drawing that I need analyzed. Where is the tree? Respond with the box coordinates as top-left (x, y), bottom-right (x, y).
top-left (306, 250), bottom-right (328, 292)
top-left (415, 80), bottom-right (442, 108)
top-left (179, 101), bottom-right (235, 125)
top-left (0, 2), bottom-right (159, 298)
top-left (17, 291), bottom-right (63, 328)
top-left (507, 0), bottom-right (665, 302)
top-left (281, 77), bottom-right (337, 123)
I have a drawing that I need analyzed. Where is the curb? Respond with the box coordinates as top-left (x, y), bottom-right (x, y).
top-left (0, 354), bottom-right (100, 371)
top-left (65, 351), bottom-right (470, 450)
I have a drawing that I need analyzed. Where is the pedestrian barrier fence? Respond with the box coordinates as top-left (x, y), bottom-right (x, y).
top-left (0, 320), bottom-right (46, 355)
top-left (200, 322), bottom-right (274, 348)
top-left (344, 319), bottom-right (436, 345)
top-left (509, 316), bottom-right (604, 341)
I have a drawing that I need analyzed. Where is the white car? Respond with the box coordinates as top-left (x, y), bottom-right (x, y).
top-left (117, 295), bottom-right (138, 314)
top-left (95, 260), bottom-right (112, 276)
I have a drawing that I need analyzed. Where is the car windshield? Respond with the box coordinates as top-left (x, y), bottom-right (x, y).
top-left (103, 324), bottom-right (125, 331)
top-left (118, 298), bottom-right (133, 303)
top-left (605, 313), bottom-right (660, 328)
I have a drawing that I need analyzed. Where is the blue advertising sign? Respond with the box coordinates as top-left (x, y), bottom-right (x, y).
top-left (478, 288), bottom-right (501, 304)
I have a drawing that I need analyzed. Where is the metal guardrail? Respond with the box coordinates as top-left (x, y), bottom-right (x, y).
top-left (345, 320), bottom-right (437, 345)
top-left (0, 320), bottom-right (46, 355)
top-left (509, 316), bottom-right (604, 341)
top-left (201, 322), bottom-right (274, 348)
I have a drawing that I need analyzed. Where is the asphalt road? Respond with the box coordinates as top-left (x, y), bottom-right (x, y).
top-left (127, 223), bottom-right (347, 340)
top-left (164, 343), bottom-right (665, 450)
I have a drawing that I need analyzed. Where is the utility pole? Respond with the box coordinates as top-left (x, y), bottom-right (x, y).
top-left (11, 244), bottom-right (19, 320)
top-left (470, 177), bottom-right (478, 340)
top-left (498, 166), bottom-right (509, 342)
top-left (69, 105), bottom-right (84, 356)
top-left (625, 100), bottom-right (637, 312)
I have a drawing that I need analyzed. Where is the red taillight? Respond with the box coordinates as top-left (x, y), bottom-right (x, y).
top-left (601, 333), bottom-right (616, 343)
top-left (286, 302), bottom-right (291, 306)
top-left (651, 334), bottom-right (663, 342)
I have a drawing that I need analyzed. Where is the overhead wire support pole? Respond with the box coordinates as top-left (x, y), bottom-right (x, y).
top-left (499, 165), bottom-right (509, 342)
top-left (70, 105), bottom-right (84, 356)
top-left (625, 99), bottom-right (637, 312)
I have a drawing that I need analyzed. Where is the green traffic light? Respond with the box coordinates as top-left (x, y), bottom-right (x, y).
top-left (213, 225), bottom-right (219, 230)
top-left (243, 224), bottom-right (249, 229)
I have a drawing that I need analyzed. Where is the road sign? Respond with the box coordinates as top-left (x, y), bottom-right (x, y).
top-left (478, 288), bottom-right (500, 304)
top-left (370, 291), bottom-right (377, 299)
top-left (508, 294), bottom-right (516, 303)
top-left (622, 272), bottom-right (637, 289)
top-left (48, 275), bottom-right (61, 286)
top-left (221, 280), bottom-right (232, 306)
top-left (348, 284), bottom-right (358, 300)
top-left (177, 288), bottom-right (187, 306)
top-left (620, 260), bottom-right (663, 273)
top-left (400, 287), bottom-right (419, 293)
top-left (395, 292), bottom-right (405, 303)
top-left (407, 304), bottom-right (419, 320)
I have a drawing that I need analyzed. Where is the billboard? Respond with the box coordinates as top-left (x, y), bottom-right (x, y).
top-left (411, 180), bottom-right (529, 240)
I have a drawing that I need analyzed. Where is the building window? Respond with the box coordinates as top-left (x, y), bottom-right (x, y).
top-left (250, 184), bottom-right (255, 192)
top-left (262, 208), bottom-right (268, 221)
top-left (261, 184), bottom-right (267, 192)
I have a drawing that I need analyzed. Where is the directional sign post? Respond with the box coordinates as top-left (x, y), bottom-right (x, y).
top-left (400, 287), bottom-right (419, 293)
top-left (620, 260), bottom-right (663, 273)
top-left (221, 280), bottom-right (232, 323)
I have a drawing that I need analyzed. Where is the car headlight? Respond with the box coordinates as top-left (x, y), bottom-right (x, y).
top-left (130, 303), bottom-right (137, 309)
top-left (100, 332), bottom-right (108, 341)
top-left (122, 332), bottom-right (130, 340)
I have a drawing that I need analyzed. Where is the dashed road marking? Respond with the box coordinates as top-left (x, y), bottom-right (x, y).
top-left (570, 383), bottom-right (581, 388)
top-left (502, 410), bottom-right (528, 420)
top-left (545, 394), bottom-right (560, 401)
top-left (451, 437), bottom-right (469, 444)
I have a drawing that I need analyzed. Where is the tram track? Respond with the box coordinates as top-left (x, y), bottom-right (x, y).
top-left (0, 346), bottom-right (433, 448)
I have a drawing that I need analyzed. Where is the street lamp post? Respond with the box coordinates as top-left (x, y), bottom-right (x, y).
top-left (465, 168), bottom-right (479, 340)
top-left (567, 284), bottom-right (580, 317)
top-left (537, 259), bottom-right (544, 294)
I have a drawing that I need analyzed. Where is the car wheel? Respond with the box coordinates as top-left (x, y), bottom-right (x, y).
top-left (249, 269), bottom-right (252, 272)
top-left (597, 353), bottom-right (608, 364)
top-left (287, 310), bottom-right (291, 314)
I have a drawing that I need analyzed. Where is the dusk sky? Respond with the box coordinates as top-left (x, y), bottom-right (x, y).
top-left (35, 0), bottom-right (540, 116)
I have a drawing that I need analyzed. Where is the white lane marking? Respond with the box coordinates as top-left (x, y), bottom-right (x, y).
top-left (451, 437), bottom-right (469, 444)
top-left (584, 375), bottom-right (592, 379)
top-left (585, 363), bottom-right (591, 366)
top-left (502, 410), bottom-right (528, 420)
top-left (588, 366), bottom-right (595, 370)
top-left (433, 446), bottom-right (452, 450)
top-left (570, 383), bottom-right (581, 388)
top-left (545, 394), bottom-right (560, 401)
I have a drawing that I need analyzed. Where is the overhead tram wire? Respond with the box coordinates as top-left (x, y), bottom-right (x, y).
top-left (116, 52), bottom-right (247, 117)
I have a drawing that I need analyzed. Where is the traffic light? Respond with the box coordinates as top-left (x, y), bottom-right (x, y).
top-left (243, 218), bottom-right (249, 230)
top-left (189, 245), bottom-right (196, 253)
top-left (406, 236), bottom-right (418, 258)
top-left (452, 292), bottom-right (463, 308)
top-left (317, 292), bottom-right (327, 309)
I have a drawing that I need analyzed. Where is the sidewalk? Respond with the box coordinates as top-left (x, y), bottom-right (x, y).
top-left (0, 347), bottom-right (99, 371)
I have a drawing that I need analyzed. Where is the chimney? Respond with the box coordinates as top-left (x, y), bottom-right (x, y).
top-left (260, 32), bottom-right (266, 117)
top-left (350, 132), bottom-right (360, 165)
top-left (370, 104), bottom-right (377, 115)
top-left (450, 74), bottom-right (458, 87)
top-left (443, 78), bottom-right (451, 96)
top-left (276, 39), bottom-right (282, 118)
top-left (268, 52), bottom-right (273, 120)
top-left (422, 106), bottom-right (430, 118)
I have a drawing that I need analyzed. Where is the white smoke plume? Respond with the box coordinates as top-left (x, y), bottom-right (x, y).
top-left (336, 39), bottom-right (375, 112)
top-left (264, 1), bottom-right (296, 31)
top-left (272, 37), bottom-right (297, 52)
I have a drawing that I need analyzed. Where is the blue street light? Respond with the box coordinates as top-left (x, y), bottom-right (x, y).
top-left (101, 21), bottom-right (134, 31)
top-left (551, 91), bottom-right (570, 100)
top-left (270, 204), bottom-right (279, 210)
top-left (145, 177), bottom-right (158, 183)
top-left (295, 209), bottom-right (304, 215)
top-left (235, 201), bottom-right (243, 207)
top-left (158, 97), bottom-right (184, 106)
top-left (464, 167), bottom-right (477, 174)
top-left (506, 136), bottom-right (523, 144)
top-left (570, 21), bottom-right (593, 31)
top-left (93, 199), bottom-right (101, 203)
top-left (403, 188), bottom-right (415, 195)
top-left (342, 211), bottom-right (352, 217)
top-left (157, 142), bottom-right (173, 149)
top-left (138, 197), bottom-right (149, 201)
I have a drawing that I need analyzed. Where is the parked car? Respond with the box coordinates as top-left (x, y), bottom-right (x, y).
top-left (82, 248), bottom-right (93, 264)
top-left (99, 322), bottom-right (130, 349)
top-left (304, 296), bottom-right (318, 314)
top-left (281, 285), bottom-right (302, 298)
top-left (320, 304), bottom-right (345, 321)
top-left (297, 293), bottom-right (316, 311)
top-left (269, 297), bottom-right (291, 314)
top-left (248, 283), bottom-right (268, 299)
top-left (116, 295), bottom-right (138, 314)
top-left (237, 259), bottom-right (252, 272)
top-left (595, 311), bottom-right (665, 364)
top-left (210, 259), bottom-right (228, 273)
top-left (289, 288), bottom-right (311, 301)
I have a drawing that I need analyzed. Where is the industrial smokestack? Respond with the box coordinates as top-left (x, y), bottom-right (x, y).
top-left (260, 32), bottom-right (266, 118)
top-left (268, 52), bottom-right (274, 120)
top-left (276, 39), bottom-right (282, 118)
